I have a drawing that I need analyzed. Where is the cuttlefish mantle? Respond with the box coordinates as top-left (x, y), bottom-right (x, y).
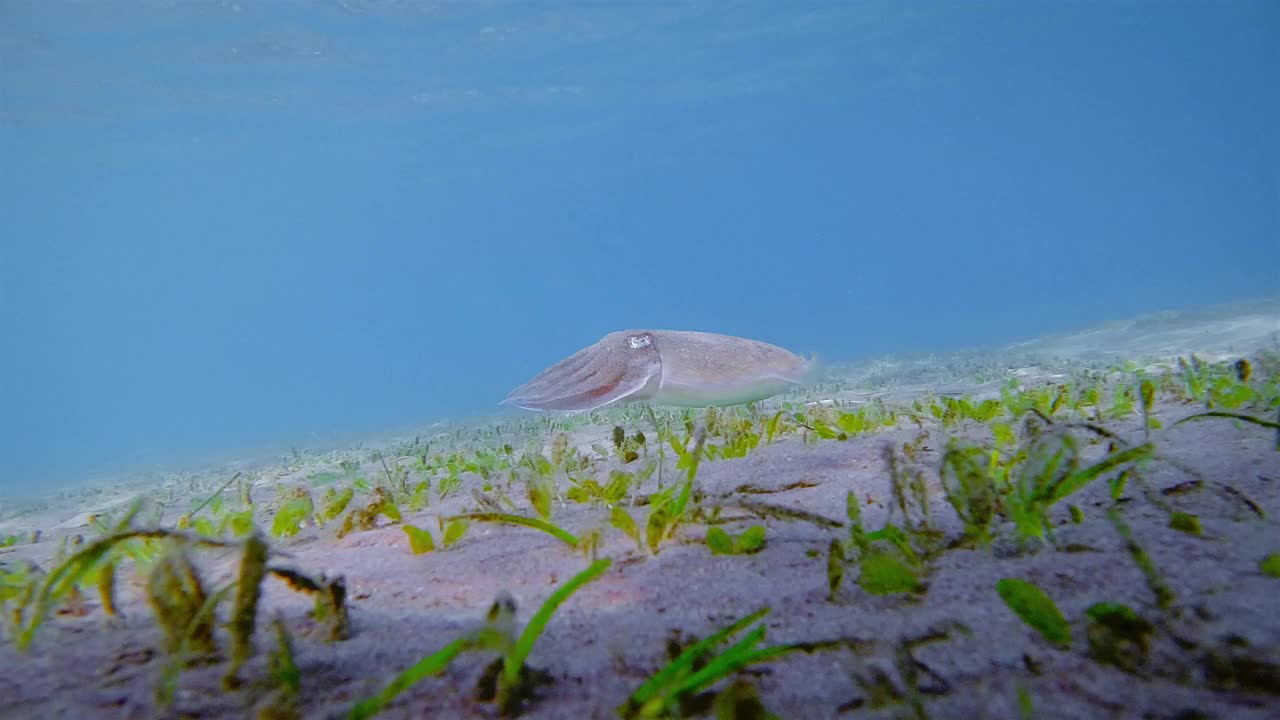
top-left (502, 330), bottom-right (813, 412)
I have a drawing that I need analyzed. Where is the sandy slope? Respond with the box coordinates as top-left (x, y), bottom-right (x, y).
top-left (1, 300), bottom-right (1277, 720)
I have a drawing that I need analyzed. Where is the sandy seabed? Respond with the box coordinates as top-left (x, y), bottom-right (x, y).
top-left (2, 300), bottom-right (1278, 720)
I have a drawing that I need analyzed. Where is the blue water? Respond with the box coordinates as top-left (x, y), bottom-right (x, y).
top-left (2, 1), bottom-right (1277, 490)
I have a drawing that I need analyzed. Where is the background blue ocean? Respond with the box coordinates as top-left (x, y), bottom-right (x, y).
top-left (2, 1), bottom-right (1277, 491)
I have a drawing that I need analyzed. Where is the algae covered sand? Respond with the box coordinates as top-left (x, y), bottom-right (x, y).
top-left (2, 302), bottom-right (1279, 720)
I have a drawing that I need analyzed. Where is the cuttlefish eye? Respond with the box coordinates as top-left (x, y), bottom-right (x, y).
top-left (627, 334), bottom-right (652, 350)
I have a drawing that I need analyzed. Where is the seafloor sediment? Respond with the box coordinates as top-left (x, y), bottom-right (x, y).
top-left (1, 302), bottom-right (1278, 720)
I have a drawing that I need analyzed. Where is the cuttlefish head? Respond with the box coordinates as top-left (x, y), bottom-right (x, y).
top-left (501, 330), bottom-right (664, 412)
top-left (502, 330), bottom-right (811, 412)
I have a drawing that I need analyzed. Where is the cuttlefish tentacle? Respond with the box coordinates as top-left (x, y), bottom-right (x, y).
top-left (502, 330), bottom-right (810, 412)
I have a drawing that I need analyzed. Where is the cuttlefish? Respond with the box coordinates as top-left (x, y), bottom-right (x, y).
top-left (502, 330), bottom-right (813, 412)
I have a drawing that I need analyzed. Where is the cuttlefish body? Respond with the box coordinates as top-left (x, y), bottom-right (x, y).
top-left (503, 330), bottom-right (811, 412)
